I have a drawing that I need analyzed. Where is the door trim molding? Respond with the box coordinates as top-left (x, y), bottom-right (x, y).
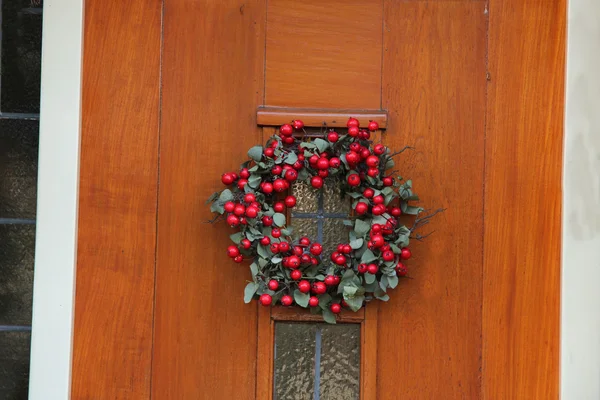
top-left (28, 0), bottom-right (84, 398)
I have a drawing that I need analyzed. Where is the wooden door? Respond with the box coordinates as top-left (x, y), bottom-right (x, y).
top-left (72, 0), bottom-right (565, 399)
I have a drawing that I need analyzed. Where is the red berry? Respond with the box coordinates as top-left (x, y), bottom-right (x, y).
top-left (311, 257), bottom-right (319, 266)
top-left (372, 204), bottom-right (385, 215)
top-left (260, 237), bottom-right (271, 246)
top-left (382, 250), bottom-right (395, 262)
top-left (224, 201), bottom-right (235, 213)
top-left (243, 193), bottom-right (255, 203)
top-left (284, 196), bottom-right (297, 208)
top-left (327, 131), bottom-right (339, 142)
top-left (324, 275), bottom-right (336, 286)
top-left (346, 151), bottom-right (360, 165)
top-left (383, 176), bottom-right (394, 186)
top-left (280, 124), bottom-right (293, 136)
top-left (396, 262), bottom-right (408, 276)
top-left (281, 295), bottom-right (293, 306)
top-left (360, 148), bottom-right (371, 159)
top-left (347, 174), bottom-right (361, 187)
top-left (299, 237), bottom-right (311, 246)
top-left (309, 297), bottom-right (319, 307)
top-left (348, 126), bottom-right (359, 137)
top-left (316, 158), bottom-right (329, 170)
top-left (227, 245), bottom-right (240, 258)
top-left (259, 294), bottom-right (272, 306)
top-left (312, 282), bottom-right (327, 294)
top-left (391, 207), bottom-right (402, 217)
top-left (291, 246), bottom-right (302, 257)
top-left (237, 179), bottom-right (248, 190)
top-left (291, 270), bottom-right (302, 280)
top-left (334, 255), bottom-right (347, 266)
top-left (373, 195), bottom-right (384, 204)
top-left (233, 204), bottom-right (245, 216)
top-left (241, 239), bottom-right (251, 249)
top-left (368, 121), bottom-right (379, 131)
top-left (400, 248), bottom-right (412, 260)
top-left (349, 142), bottom-right (361, 152)
top-left (309, 243), bottom-right (323, 256)
top-left (285, 169), bottom-right (298, 182)
top-left (262, 215), bottom-right (273, 226)
top-left (373, 144), bottom-right (386, 155)
top-left (226, 214), bottom-right (240, 227)
top-left (342, 244), bottom-right (352, 254)
top-left (271, 228), bottom-right (281, 238)
top-left (329, 157), bottom-right (341, 168)
top-left (371, 224), bottom-right (382, 233)
top-left (347, 117), bottom-right (359, 128)
top-left (234, 255), bottom-right (243, 263)
top-left (330, 303), bottom-right (342, 314)
top-left (309, 154), bottom-right (319, 166)
top-left (278, 242), bottom-right (290, 252)
top-left (317, 169), bottom-right (329, 178)
top-left (221, 173), bottom-right (235, 185)
top-left (363, 188), bottom-right (375, 198)
top-left (367, 264), bottom-right (379, 274)
top-left (270, 243), bottom-right (279, 253)
top-left (293, 160), bottom-right (304, 170)
top-left (358, 130), bottom-right (370, 140)
top-left (273, 179), bottom-right (287, 192)
top-left (264, 148), bottom-right (275, 158)
top-left (292, 120), bottom-right (304, 130)
top-left (371, 234), bottom-right (385, 248)
top-left (357, 263), bottom-right (368, 274)
top-left (355, 202), bottom-right (369, 215)
top-left (274, 202), bottom-right (285, 213)
top-left (298, 280), bottom-right (311, 293)
top-left (300, 253), bottom-right (312, 264)
top-left (366, 155), bottom-right (379, 168)
top-left (261, 182), bottom-right (273, 194)
top-left (268, 280), bottom-right (279, 290)
top-left (311, 176), bottom-right (324, 188)
top-left (288, 255), bottom-right (300, 269)
top-left (246, 207), bottom-right (259, 219)
top-left (271, 165), bottom-right (283, 175)
top-left (283, 136), bottom-right (295, 144)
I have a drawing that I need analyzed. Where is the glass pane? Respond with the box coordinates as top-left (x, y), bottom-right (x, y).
top-left (0, 331), bottom-right (30, 400)
top-left (0, 119), bottom-right (39, 218)
top-left (323, 178), bottom-right (349, 213)
top-left (0, 224), bottom-right (35, 325)
top-left (319, 324), bottom-right (361, 399)
top-left (322, 219), bottom-right (349, 261)
top-left (291, 218), bottom-right (318, 243)
top-left (274, 323), bottom-right (317, 400)
top-left (0, 1), bottom-right (43, 113)
top-left (292, 181), bottom-right (319, 213)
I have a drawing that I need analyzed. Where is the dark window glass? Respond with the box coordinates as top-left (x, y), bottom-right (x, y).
top-left (1, 0), bottom-right (43, 113)
top-left (0, 331), bottom-right (30, 400)
top-left (274, 323), bottom-right (360, 400)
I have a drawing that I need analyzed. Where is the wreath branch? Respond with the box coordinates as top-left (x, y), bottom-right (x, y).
top-left (389, 146), bottom-right (414, 157)
top-left (411, 208), bottom-right (445, 231)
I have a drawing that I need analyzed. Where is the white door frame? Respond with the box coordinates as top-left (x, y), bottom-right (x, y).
top-left (28, 0), bottom-right (84, 399)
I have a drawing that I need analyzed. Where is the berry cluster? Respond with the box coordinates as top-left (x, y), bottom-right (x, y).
top-left (208, 117), bottom-right (429, 323)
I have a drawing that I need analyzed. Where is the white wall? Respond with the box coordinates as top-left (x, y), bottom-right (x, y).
top-left (562, 0), bottom-right (600, 398)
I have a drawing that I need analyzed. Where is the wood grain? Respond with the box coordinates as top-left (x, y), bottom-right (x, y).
top-left (270, 306), bottom-right (365, 323)
top-left (379, 2), bottom-right (486, 398)
top-left (265, 0), bottom-right (383, 109)
top-left (482, 1), bottom-right (565, 399)
top-left (72, 0), bottom-right (162, 398)
top-left (257, 107), bottom-right (387, 128)
top-left (151, 1), bottom-right (266, 399)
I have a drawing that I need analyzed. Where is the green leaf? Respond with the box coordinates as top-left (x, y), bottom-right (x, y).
top-left (350, 238), bottom-right (364, 249)
top-left (364, 272), bottom-right (376, 284)
top-left (230, 232), bottom-right (243, 244)
top-left (343, 219), bottom-right (354, 227)
top-left (388, 275), bottom-right (399, 289)
top-left (248, 174), bottom-right (262, 189)
top-left (205, 192), bottom-right (219, 204)
top-left (210, 202), bottom-right (224, 213)
top-left (314, 138), bottom-right (329, 153)
top-left (250, 262), bottom-right (259, 278)
top-left (355, 219), bottom-right (370, 235)
top-left (285, 152), bottom-right (298, 165)
top-left (385, 158), bottom-right (395, 170)
top-left (361, 249), bottom-right (377, 263)
top-left (273, 213), bottom-right (286, 227)
top-left (322, 309), bottom-right (337, 324)
top-left (343, 295), bottom-right (365, 312)
top-left (248, 146), bottom-right (263, 162)
top-left (342, 269), bottom-right (356, 280)
top-left (343, 285), bottom-right (358, 297)
top-left (297, 168), bottom-right (309, 181)
top-left (300, 142), bottom-right (317, 149)
top-left (318, 293), bottom-right (332, 308)
top-left (257, 244), bottom-right (271, 259)
top-left (258, 257), bottom-right (268, 267)
top-left (293, 290), bottom-right (310, 308)
top-left (218, 189), bottom-right (233, 202)
top-left (374, 287), bottom-right (390, 301)
top-left (271, 256), bottom-right (282, 264)
top-left (401, 203), bottom-right (423, 215)
top-left (380, 275), bottom-right (389, 289)
top-left (244, 282), bottom-right (258, 303)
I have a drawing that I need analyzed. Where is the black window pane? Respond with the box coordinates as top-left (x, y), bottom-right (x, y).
top-left (0, 119), bottom-right (39, 219)
top-left (0, 224), bottom-right (35, 325)
top-left (274, 323), bottom-right (317, 400)
top-left (0, 331), bottom-right (30, 400)
top-left (319, 324), bottom-right (360, 399)
top-left (1, 0), bottom-right (43, 113)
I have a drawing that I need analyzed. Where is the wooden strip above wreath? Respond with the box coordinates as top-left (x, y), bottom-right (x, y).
top-left (257, 107), bottom-right (388, 129)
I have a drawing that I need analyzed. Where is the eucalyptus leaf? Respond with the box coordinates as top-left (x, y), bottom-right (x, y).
top-left (285, 152), bottom-right (298, 165)
top-left (210, 202), bottom-right (224, 213)
top-left (257, 244), bottom-right (271, 259)
top-left (271, 256), bottom-right (282, 264)
top-left (243, 282), bottom-right (258, 303)
top-left (248, 174), bottom-right (262, 189)
top-left (355, 219), bottom-right (370, 235)
top-left (343, 285), bottom-right (358, 297)
top-left (361, 249), bottom-right (377, 263)
top-left (388, 275), bottom-right (399, 289)
top-left (318, 293), bottom-right (332, 308)
top-left (314, 138), bottom-right (329, 153)
top-left (273, 213), bottom-right (286, 227)
top-left (250, 262), bottom-right (259, 278)
top-left (247, 146), bottom-right (263, 162)
top-left (350, 238), bottom-right (364, 249)
top-left (293, 290), bottom-right (310, 307)
top-left (218, 189), bottom-right (233, 202)
top-left (322, 309), bottom-right (337, 324)
top-left (343, 295), bottom-right (364, 312)
top-left (229, 232), bottom-right (243, 244)
top-left (205, 192), bottom-right (219, 204)
top-left (364, 272), bottom-right (376, 284)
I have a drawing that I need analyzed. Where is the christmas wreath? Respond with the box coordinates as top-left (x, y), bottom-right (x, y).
top-left (207, 117), bottom-right (439, 323)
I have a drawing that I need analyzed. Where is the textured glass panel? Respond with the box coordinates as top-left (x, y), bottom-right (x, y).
top-left (323, 219), bottom-right (349, 261)
top-left (292, 181), bottom-right (319, 213)
top-left (0, 224), bottom-right (35, 325)
top-left (274, 323), bottom-right (317, 400)
top-left (1, 1), bottom-right (43, 113)
top-left (323, 178), bottom-right (350, 213)
top-left (319, 324), bottom-right (361, 399)
top-left (0, 120), bottom-right (39, 218)
top-left (0, 331), bottom-right (30, 400)
top-left (291, 218), bottom-right (318, 243)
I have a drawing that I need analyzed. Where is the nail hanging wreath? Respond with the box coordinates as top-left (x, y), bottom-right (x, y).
top-left (207, 117), bottom-right (440, 323)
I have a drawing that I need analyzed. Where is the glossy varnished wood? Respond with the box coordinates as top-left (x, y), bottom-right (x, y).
top-left (270, 306), bottom-right (365, 323)
top-left (482, 1), bottom-right (565, 399)
top-left (257, 107), bottom-right (387, 129)
top-left (379, 2), bottom-right (487, 398)
top-left (265, 0), bottom-right (383, 109)
top-left (152, 1), bottom-right (266, 399)
top-left (72, 0), bottom-right (162, 398)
